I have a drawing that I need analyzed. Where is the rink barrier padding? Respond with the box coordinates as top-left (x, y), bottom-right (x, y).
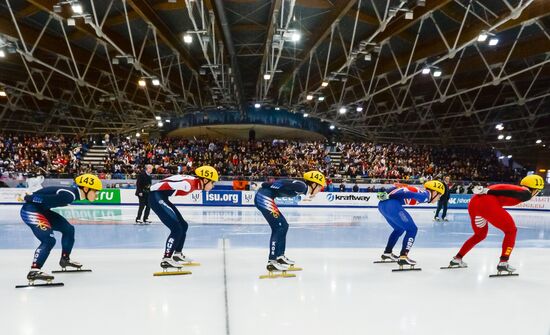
top-left (1, 189), bottom-right (550, 211)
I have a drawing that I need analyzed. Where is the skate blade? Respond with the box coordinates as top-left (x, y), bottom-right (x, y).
top-left (16, 282), bottom-right (64, 288)
top-left (153, 270), bottom-right (192, 276)
top-left (181, 262), bottom-right (201, 267)
top-left (489, 273), bottom-right (519, 278)
top-left (440, 266), bottom-right (467, 270)
top-left (392, 267), bottom-right (422, 272)
top-left (259, 272), bottom-right (296, 279)
top-left (52, 269), bottom-right (92, 273)
top-left (374, 260), bottom-right (397, 264)
top-left (286, 266), bottom-right (302, 272)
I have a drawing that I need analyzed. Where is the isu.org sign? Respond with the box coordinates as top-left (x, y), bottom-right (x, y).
top-left (326, 193), bottom-right (371, 202)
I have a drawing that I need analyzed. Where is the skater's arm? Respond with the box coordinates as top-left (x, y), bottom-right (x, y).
top-left (486, 189), bottom-right (531, 202)
top-left (24, 189), bottom-right (77, 207)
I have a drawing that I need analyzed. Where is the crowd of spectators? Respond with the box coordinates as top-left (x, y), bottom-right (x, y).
top-left (0, 134), bottom-right (87, 177)
top-left (0, 134), bottom-right (521, 183)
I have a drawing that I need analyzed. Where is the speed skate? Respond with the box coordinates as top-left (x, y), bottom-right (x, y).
top-left (489, 262), bottom-right (519, 278)
top-left (259, 260), bottom-right (297, 279)
top-left (392, 256), bottom-right (422, 272)
top-left (153, 258), bottom-right (192, 276)
top-left (16, 270), bottom-right (64, 288)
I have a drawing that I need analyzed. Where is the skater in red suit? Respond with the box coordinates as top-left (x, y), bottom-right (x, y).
top-left (447, 175), bottom-right (545, 273)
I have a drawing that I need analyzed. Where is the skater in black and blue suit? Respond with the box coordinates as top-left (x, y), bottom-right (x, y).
top-left (21, 174), bottom-right (102, 283)
top-left (255, 171), bottom-right (326, 272)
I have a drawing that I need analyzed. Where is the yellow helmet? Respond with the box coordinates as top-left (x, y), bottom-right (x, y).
top-left (74, 174), bottom-right (102, 191)
top-left (303, 170), bottom-right (326, 187)
top-left (424, 180), bottom-right (445, 195)
top-left (195, 165), bottom-right (219, 182)
top-left (520, 174), bottom-right (544, 190)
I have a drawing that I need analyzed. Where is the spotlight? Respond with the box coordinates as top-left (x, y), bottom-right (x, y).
top-left (329, 125), bottom-right (335, 130)
top-left (498, 135), bottom-right (504, 140)
top-left (303, 113), bottom-right (309, 117)
top-left (507, 155), bottom-right (513, 159)
top-left (489, 38), bottom-right (499, 46)
top-left (155, 116), bottom-right (161, 121)
top-left (433, 70), bottom-right (442, 77)
top-left (183, 34), bottom-right (193, 44)
top-left (321, 81), bottom-right (329, 87)
top-left (289, 31), bottom-right (301, 42)
top-left (136, 132), bottom-right (141, 138)
top-left (477, 33), bottom-right (488, 42)
top-left (536, 139), bottom-right (542, 144)
top-left (505, 135), bottom-right (512, 140)
top-left (0, 50), bottom-right (5, 58)
top-left (71, 2), bottom-right (83, 14)
top-left (152, 79), bottom-right (160, 86)
top-left (339, 107), bottom-right (347, 114)
top-left (275, 107), bottom-right (280, 110)
top-left (318, 96), bottom-right (325, 101)
top-left (158, 122), bottom-right (163, 127)
top-left (138, 79), bottom-right (146, 87)
top-left (263, 73), bottom-right (271, 80)
top-left (165, 119), bottom-right (171, 123)
top-left (422, 67), bottom-right (431, 75)
top-left (364, 53), bottom-right (372, 61)
top-left (254, 103), bottom-right (261, 108)
top-left (0, 90), bottom-right (6, 97)
top-left (306, 94), bottom-right (313, 101)
top-left (356, 106), bottom-right (363, 112)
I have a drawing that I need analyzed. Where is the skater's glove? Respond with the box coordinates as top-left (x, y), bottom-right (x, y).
top-left (377, 192), bottom-right (389, 201)
top-left (472, 186), bottom-right (488, 195)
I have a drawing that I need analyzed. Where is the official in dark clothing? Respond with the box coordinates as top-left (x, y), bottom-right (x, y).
top-left (435, 176), bottom-right (452, 221)
top-left (136, 165), bottom-right (153, 224)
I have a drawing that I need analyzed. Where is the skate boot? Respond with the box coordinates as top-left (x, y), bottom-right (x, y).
top-left (442, 257), bottom-right (467, 269)
top-left (490, 262), bottom-right (518, 278)
top-left (160, 257), bottom-right (184, 269)
top-left (276, 255), bottom-right (295, 266)
top-left (172, 252), bottom-right (199, 266)
top-left (393, 256), bottom-right (421, 272)
top-left (375, 253), bottom-right (398, 263)
top-left (442, 218), bottom-right (449, 222)
top-left (59, 257), bottom-right (82, 270)
top-left (267, 259), bottom-right (289, 272)
top-left (135, 219), bottom-right (143, 224)
top-left (27, 269), bottom-right (54, 283)
top-left (433, 217), bottom-right (440, 222)
top-left (143, 219), bottom-right (152, 224)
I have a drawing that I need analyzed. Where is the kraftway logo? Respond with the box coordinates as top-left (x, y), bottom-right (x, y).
top-left (326, 193), bottom-right (371, 202)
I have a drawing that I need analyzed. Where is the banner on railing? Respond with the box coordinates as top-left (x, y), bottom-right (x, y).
top-left (1, 189), bottom-right (549, 211)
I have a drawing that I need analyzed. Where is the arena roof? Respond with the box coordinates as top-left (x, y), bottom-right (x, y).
top-left (0, 0), bottom-right (549, 164)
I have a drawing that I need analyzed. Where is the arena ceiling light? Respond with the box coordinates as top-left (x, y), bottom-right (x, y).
top-left (136, 132), bottom-right (141, 138)
top-left (507, 155), bottom-right (513, 159)
top-left (157, 122), bottom-right (163, 127)
top-left (498, 134), bottom-right (504, 140)
top-left (165, 119), bottom-right (171, 123)
top-left (489, 38), bottom-right (499, 46)
top-left (329, 125), bottom-right (335, 130)
top-left (306, 94), bottom-right (313, 101)
top-left (433, 70), bottom-right (442, 77)
top-left (0, 50), bottom-right (5, 58)
top-left (356, 106), bottom-right (363, 112)
top-left (152, 79), bottom-right (160, 86)
top-left (71, 2), bottom-right (83, 15)
top-left (318, 96), bottom-right (325, 101)
top-left (495, 123), bottom-right (504, 130)
top-left (477, 33), bottom-right (488, 42)
top-left (183, 34), bottom-right (193, 44)
top-left (536, 139), bottom-right (542, 144)
top-left (505, 135), bottom-right (512, 140)
top-left (254, 103), bottom-right (261, 108)
top-left (303, 113), bottom-right (309, 117)
top-left (155, 116), bottom-right (161, 121)
top-left (138, 79), bottom-right (146, 87)
top-left (274, 107), bottom-right (280, 110)
top-left (421, 67), bottom-right (431, 75)
top-left (0, 90), bottom-right (6, 97)
top-left (263, 73), bottom-right (271, 80)
top-left (339, 107), bottom-right (347, 114)
top-left (321, 81), bottom-right (329, 87)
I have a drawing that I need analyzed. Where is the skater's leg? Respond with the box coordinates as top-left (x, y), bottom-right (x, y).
top-left (136, 196), bottom-right (146, 220)
top-left (255, 192), bottom-right (284, 260)
top-left (456, 198), bottom-right (488, 258)
top-left (45, 210), bottom-right (75, 259)
top-left (481, 206), bottom-right (517, 261)
top-left (169, 202), bottom-right (188, 253)
top-left (442, 201), bottom-right (448, 219)
top-left (21, 205), bottom-right (56, 269)
top-left (396, 209), bottom-right (417, 256)
top-left (378, 200), bottom-right (405, 254)
top-left (435, 200), bottom-right (442, 218)
top-left (149, 193), bottom-right (183, 258)
top-left (143, 199), bottom-right (151, 221)
top-left (277, 215), bottom-right (289, 257)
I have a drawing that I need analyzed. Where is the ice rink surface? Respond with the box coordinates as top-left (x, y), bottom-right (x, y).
top-left (1, 205), bottom-right (549, 335)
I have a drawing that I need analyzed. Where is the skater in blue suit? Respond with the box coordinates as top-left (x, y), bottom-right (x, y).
top-left (21, 174), bottom-right (102, 283)
top-left (377, 180), bottom-right (445, 267)
top-left (255, 171), bottom-right (326, 272)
